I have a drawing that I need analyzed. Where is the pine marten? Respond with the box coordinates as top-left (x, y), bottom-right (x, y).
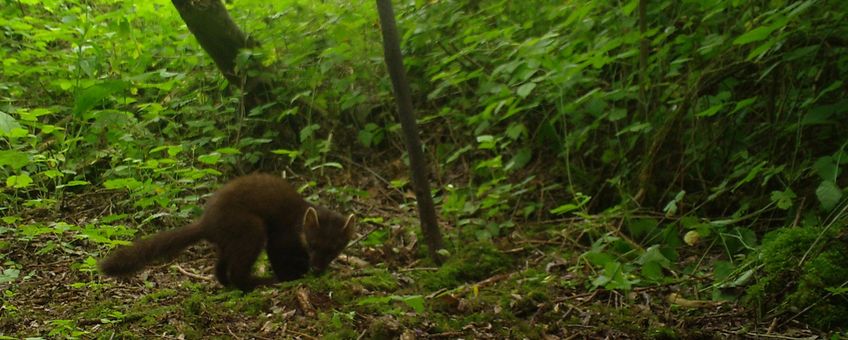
top-left (98, 173), bottom-right (356, 291)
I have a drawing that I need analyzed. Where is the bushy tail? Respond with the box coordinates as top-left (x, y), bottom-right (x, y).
top-left (99, 223), bottom-right (204, 277)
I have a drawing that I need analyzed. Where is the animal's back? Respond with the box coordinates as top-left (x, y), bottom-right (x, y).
top-left (201, 174), bottom-right (308, 234)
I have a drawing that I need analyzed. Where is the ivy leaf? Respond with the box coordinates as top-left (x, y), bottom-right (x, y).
top-left (815, 181), bottom-right (842, 211)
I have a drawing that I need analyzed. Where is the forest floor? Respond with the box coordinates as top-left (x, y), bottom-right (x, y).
top-left (0, 174), bottom-right (823, 339)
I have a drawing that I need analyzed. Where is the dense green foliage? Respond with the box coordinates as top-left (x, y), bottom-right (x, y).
top-left (1, 0), bottom-right (847, 335)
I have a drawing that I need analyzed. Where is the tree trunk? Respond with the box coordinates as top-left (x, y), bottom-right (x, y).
top-left (375, 0), bottom-right (445, 264)
top-left (171, 0), bottom-right (270, 111)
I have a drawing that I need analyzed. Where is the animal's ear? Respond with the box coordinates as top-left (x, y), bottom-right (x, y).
top-left (342, 214), bottom-right (356, 237)
top-left (303, 207), bottom-right (320, 230)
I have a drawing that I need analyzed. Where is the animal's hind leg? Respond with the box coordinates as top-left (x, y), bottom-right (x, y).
top-left (209, 214), bottom-right (275, 291)
top-left (214, 246), bottom-right (230, 287)
top-left (224, 216), bottom-right (275, 291)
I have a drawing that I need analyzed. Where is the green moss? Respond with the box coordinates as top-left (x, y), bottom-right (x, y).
top-left (353, 268), bottom-right (399, 292)
top-left (417, 241), bottom-right (513, 290)
top-left (745, 225), bottom-right (848, 329)
top-left (138, 289), bottom-right (178, 304)
top-left (318, 311), bottom-right (358, 340)
top-left (132, 306), bottom-right (177, 328)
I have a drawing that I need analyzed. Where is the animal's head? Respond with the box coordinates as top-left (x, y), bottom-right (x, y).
top-left (301, 206), bottom-right (356, 273)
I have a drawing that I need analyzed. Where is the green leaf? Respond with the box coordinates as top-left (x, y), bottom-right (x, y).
top-left (621, 0), bottom-right (638, 15)
top-left (56, 180), bottom-right (90, 189)
top-left (627, 218), bottom-right (659, 239)
top-left (166, 145), bottom-right (183, 157)
top-left (0, 268), bottom-right (19, 284)
top-left (397, 295), bottom-right (425, 313)
top-left (6, 173), bottom-right (33, 188)
top-left (40, 170), bottom-right (63, 179)
top-left (0, 111), bottom-right (22, 135)
top-left (696, 104), bottom-right (724, 117)
top-left (504, 148), bottom-right (532, 172)
top-left (731, 97), bottom-right (757, 114)
top-left (476, 135), bottom-right (496, 149)
top-left (713, 261), bottom-right (734, 282)
top-left (198, 153), bottom-right (221, 165)
top-left (103, 178), bottom-right (143, 191)
top-left (815, 180), bottom-right (843, 210)
top-left (550, 203), bottom-right (579, 215)
top-left (746, 37), bottom-right (779, 60)
top-left (271, 149), bottom-right (300, 159)
top-left (445, 145), bottom-right (471, 164)
top-left (638, 245), bottom-right (671, 267)
top-left (72, 80), bottom-right (129, 117)
top-left (358, 129), bottom-right (375, 147)
top-left (733, 26), bottom-right (775, 45)
top-left (516, 82), bottom-right (536, 98)
top-left (0, 150), bottom-right (29, 170)
top-left (615, 122), bottom-right (651, 136)
top-left (584, 250), bottom-right (616, 267)
top-left (641, 261), bottom-right (663, 281)
top-left (812, 156), bottom-right (838, 181)
top-left (826, 286), bottom-right (848, 295)
top-left (474, 156), bottom-right (502, 171)
top-left (770, 189), bottom-right (796, 210)
top-left (215, 147), bottom-right (241, 155)
top-left (601, 261), bottom-right (632, 290)
top-left (505, 123), bottom-right (526, 140)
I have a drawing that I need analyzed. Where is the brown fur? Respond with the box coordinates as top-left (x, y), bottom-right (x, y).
top-left (98, 173), bottom-right (355, 291)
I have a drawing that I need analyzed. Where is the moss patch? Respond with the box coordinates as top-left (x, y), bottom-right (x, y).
top-left (416, 241), bottom-right (513, 290)
top-left (746, 225), bottom-right (848, 329)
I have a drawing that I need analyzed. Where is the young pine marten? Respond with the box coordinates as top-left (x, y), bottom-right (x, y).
top-left (98, 173), bottom-right (356, 291)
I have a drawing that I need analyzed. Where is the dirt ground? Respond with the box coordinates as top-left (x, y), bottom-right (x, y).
top-left (0, 181), bottom-right (823, 339)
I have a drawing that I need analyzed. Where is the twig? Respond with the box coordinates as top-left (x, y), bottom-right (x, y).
top-left (398, 267), bottom-right (439, 272)
top-left (172, 264), bottom-right (212, 281)
top-left (337, 254), bottom-right (370, 268)
top-left (226, 325), bottom-right (242, 340)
